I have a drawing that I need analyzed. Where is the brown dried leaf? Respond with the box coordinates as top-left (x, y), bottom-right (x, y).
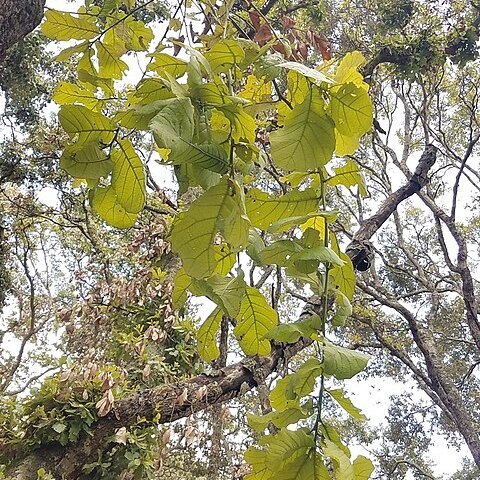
top-left (196, 385), bottom-right (208, 400)
top-left (142, 363), bottom-right (152, 381)
top-left (175, 387), bottom-right (188, 405)
top-left (162, 428), bottom-right (172, 444)
top-left (254, 24), bottom-right (273, 45)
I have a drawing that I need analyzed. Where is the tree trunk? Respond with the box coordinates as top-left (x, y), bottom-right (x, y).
top-left (0, 0), bottom-right (45, 62)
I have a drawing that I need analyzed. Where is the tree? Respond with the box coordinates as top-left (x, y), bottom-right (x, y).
top-left (1, 0), bottom-right (480, 479)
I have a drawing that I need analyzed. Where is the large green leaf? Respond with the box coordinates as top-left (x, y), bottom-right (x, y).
top-left (60, 142), bottom-right (113, 179)
top-left (234, 287), bottom-right (278, 356)
top-left (247, 404), bottom-right (312, 432)
top-left (275, 453), bottom-right (330, 480)
top-left (278, 61), bottom-right (334, 85)
top-left (259, 240), bottom-right (302, 266)
top-left (53, 82), bottom-right (101, 110)
top-left (352, 456), bottom-right (374, 480)
top-left (323, 439), bottom-right (355, 480)
top-left (322, 341), bottom-right (369, 379)
top-left (172, 268), bottom-right (192, 309)
top-left (244, 447), bottom-right (271, 480)
top-left (111, 139), bottom-right (146, 214)
top-left (148, 52), bottom-right (188, 77)
top-left (330, 254), bottom-right (356, 300)
top-left (191, 273), bottom-right (246, 317)
top-left (265, 314), bottom-right (322, 343)
top-left (59, 105), bottom-right (116, 146)
top-left (329, 83), bottom-right (372, 136)
top-left (150, 98), bottom-right (230, 173)
top-left (205, 39), bottom-right (245, 73)
top-left (265, 428), bottom-right (314, 466)
top-left (328, 160), bottom-right (367, 196)
top-left (91, 186), bottom-right (137, 228)
top-left (269, 358), bottom-right (323, 410)
top-left (270, 89), bottom-right (335, 171)
top-left (246, 188), bottom-right (318, 230)
top-left (42, 10), bottom-right (98, 40)
top-left (97, 39), bottom-right (129, 79)
top-left (197, 307), bottom-right (223, 363)
top-left (169, 178), bottom-right (249, 278)
top-left (327, 388), bottom-right (366, 421)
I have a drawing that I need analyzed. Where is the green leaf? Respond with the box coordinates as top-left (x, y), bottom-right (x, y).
top-left (330, 83), bottom-right (373, 136)
top-left (323, 439), bottom-right (355, 480)
top-left (247, 404), bottom-right (311, 432)
top-left (53, 82), bottom-right (101, 110)
top-left (234, 286), bottom-right (278, 356)
top-left (259, 240), bottom-right (302, 266)
top-left (270, 89), bottom-right (335, 171)
top-left (265, 314), bottom-right (322, 343)
top-left (275, 453), bottom-right (330, 480)
top-left (172, 268), bottom-right (192, 309)
top-left (328, 160), bottom-right (367, 196)
top-left (213, 244), bottom-right (237, 275)
top-left (59, 105), bottom-right (116, 146)
top-left (205, 39), bottom-right (245, 73)
top-left (170, 178), bottom-right (249, 278)
top-left (269, 212), bottom-right (337, 233)
top-left (330, 254), bottom-right (356, 300)
top-left (52, 422), bottom-right (67, 433)
top-left (352, 456), bottom-right (374, 480)
top-left (97, 39), bottom-right (129, 79)
top-left (265, 428), bottom-right (314, 466)
top-left (327, 388), bottom-right (366, 421)
top-left (197, 307), bottom-right (223, 362)
top-left (332, 290), bottom-right (353, 327)
top-left (269, 358), bottom-right (323, 410)
top-left (129, 78), bottom-right (173, 105)
top-left (334, 51), bottom-right (366, 86)
top-left (191, 273), bottom-right (246, 317)
top-left (111, 139), bottom-right (146, 214)
top-left (41, 10), bottom-right (98, 40)
top-left (322, 341), bottom-right (369, 379)
top-left (218, 104), bottom-right (256, 144)
top-left (53, 41), bottom-right (90, 61)
top-left (91, 186), bottom-right (138, 228)
top-left (60, 142), bottom-right (113, 179)
top-left (245, 188), bottom-right (319, 230)
top-left (278, 61), bottom-right (334, 85)
top-left (286, 244), bottom-right (344, 274)
top-left (244, 447), bottom-right (271, 480)
top-left (148, 52), bottom-right (188, 77)
top-left (121, 16), bottom-right (154, 51)
top-left (150, 98), bottom-right (230, 174)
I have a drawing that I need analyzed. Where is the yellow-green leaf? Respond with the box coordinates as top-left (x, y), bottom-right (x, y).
top-left (327, 388), bottom-right (366, 421)
top-left (330, 83), bottom-right (373, 136)
top-left (328, 160), bottom-right (367, 196)
top-left (41, 10), bottom-right (98, 41)
top-left (197, 307), bottom-right (223, 362)
top-left (170, 178), bottom-right (249, 278)
top-left (246, 188), bottom-right (319, 230)
top-left (172, 268), bottom-right (192, 309)
top-left (53, 82), bottom-right (101, 110)
top-left (271, 89), bottom-right (335, 171)
top-left (234, 287), bottom-right (278, 356)
top-left (59, 105), bottom-right (116, 146)
top-left (111, 139), bottom-right (145, 214)
top-left (91, 186), bottom-right (137, 228)
top-left (60, 142), bottom-right (113, 179)
top-left (330, 254), bottom-right (356, 300)
top-left (205, 39), bottom-right (245, 73)
top-left (322, 341), bottom-right (369, 379)
top-left (352, 456), bottom-right (374, 480)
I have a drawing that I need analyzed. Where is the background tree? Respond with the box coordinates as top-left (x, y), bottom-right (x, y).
top-left (1, 1), bottom-right (480, 479)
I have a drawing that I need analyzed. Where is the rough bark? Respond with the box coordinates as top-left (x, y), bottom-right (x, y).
top-left (0, 1), bottom-right (45, 62)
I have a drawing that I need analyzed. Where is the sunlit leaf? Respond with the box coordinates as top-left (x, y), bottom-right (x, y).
top-left (197, 307), bottom-right (223, 362)
top-left (271, 89), bottom-right (335, 171)
top-left (328, 160), bottom-right (367, 196)
top-left (91, 186), bottom-right (137, 228)
top-left (111, 139), bottom-right (146, 214)
top-left (234, 287), bottom-right (278, 356)
top-left (60, 142), bottom-right (113, 179)
top-left (42, 10), bottom-right (98, 40)
top-left (205, 39), bottom-right (245, 73)
top-left (246, 188), bottom-right (319, 230)
top-left (322, 341), bottom-right (369, 379)
top-left (327, 388), bottom-right (366, 421)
